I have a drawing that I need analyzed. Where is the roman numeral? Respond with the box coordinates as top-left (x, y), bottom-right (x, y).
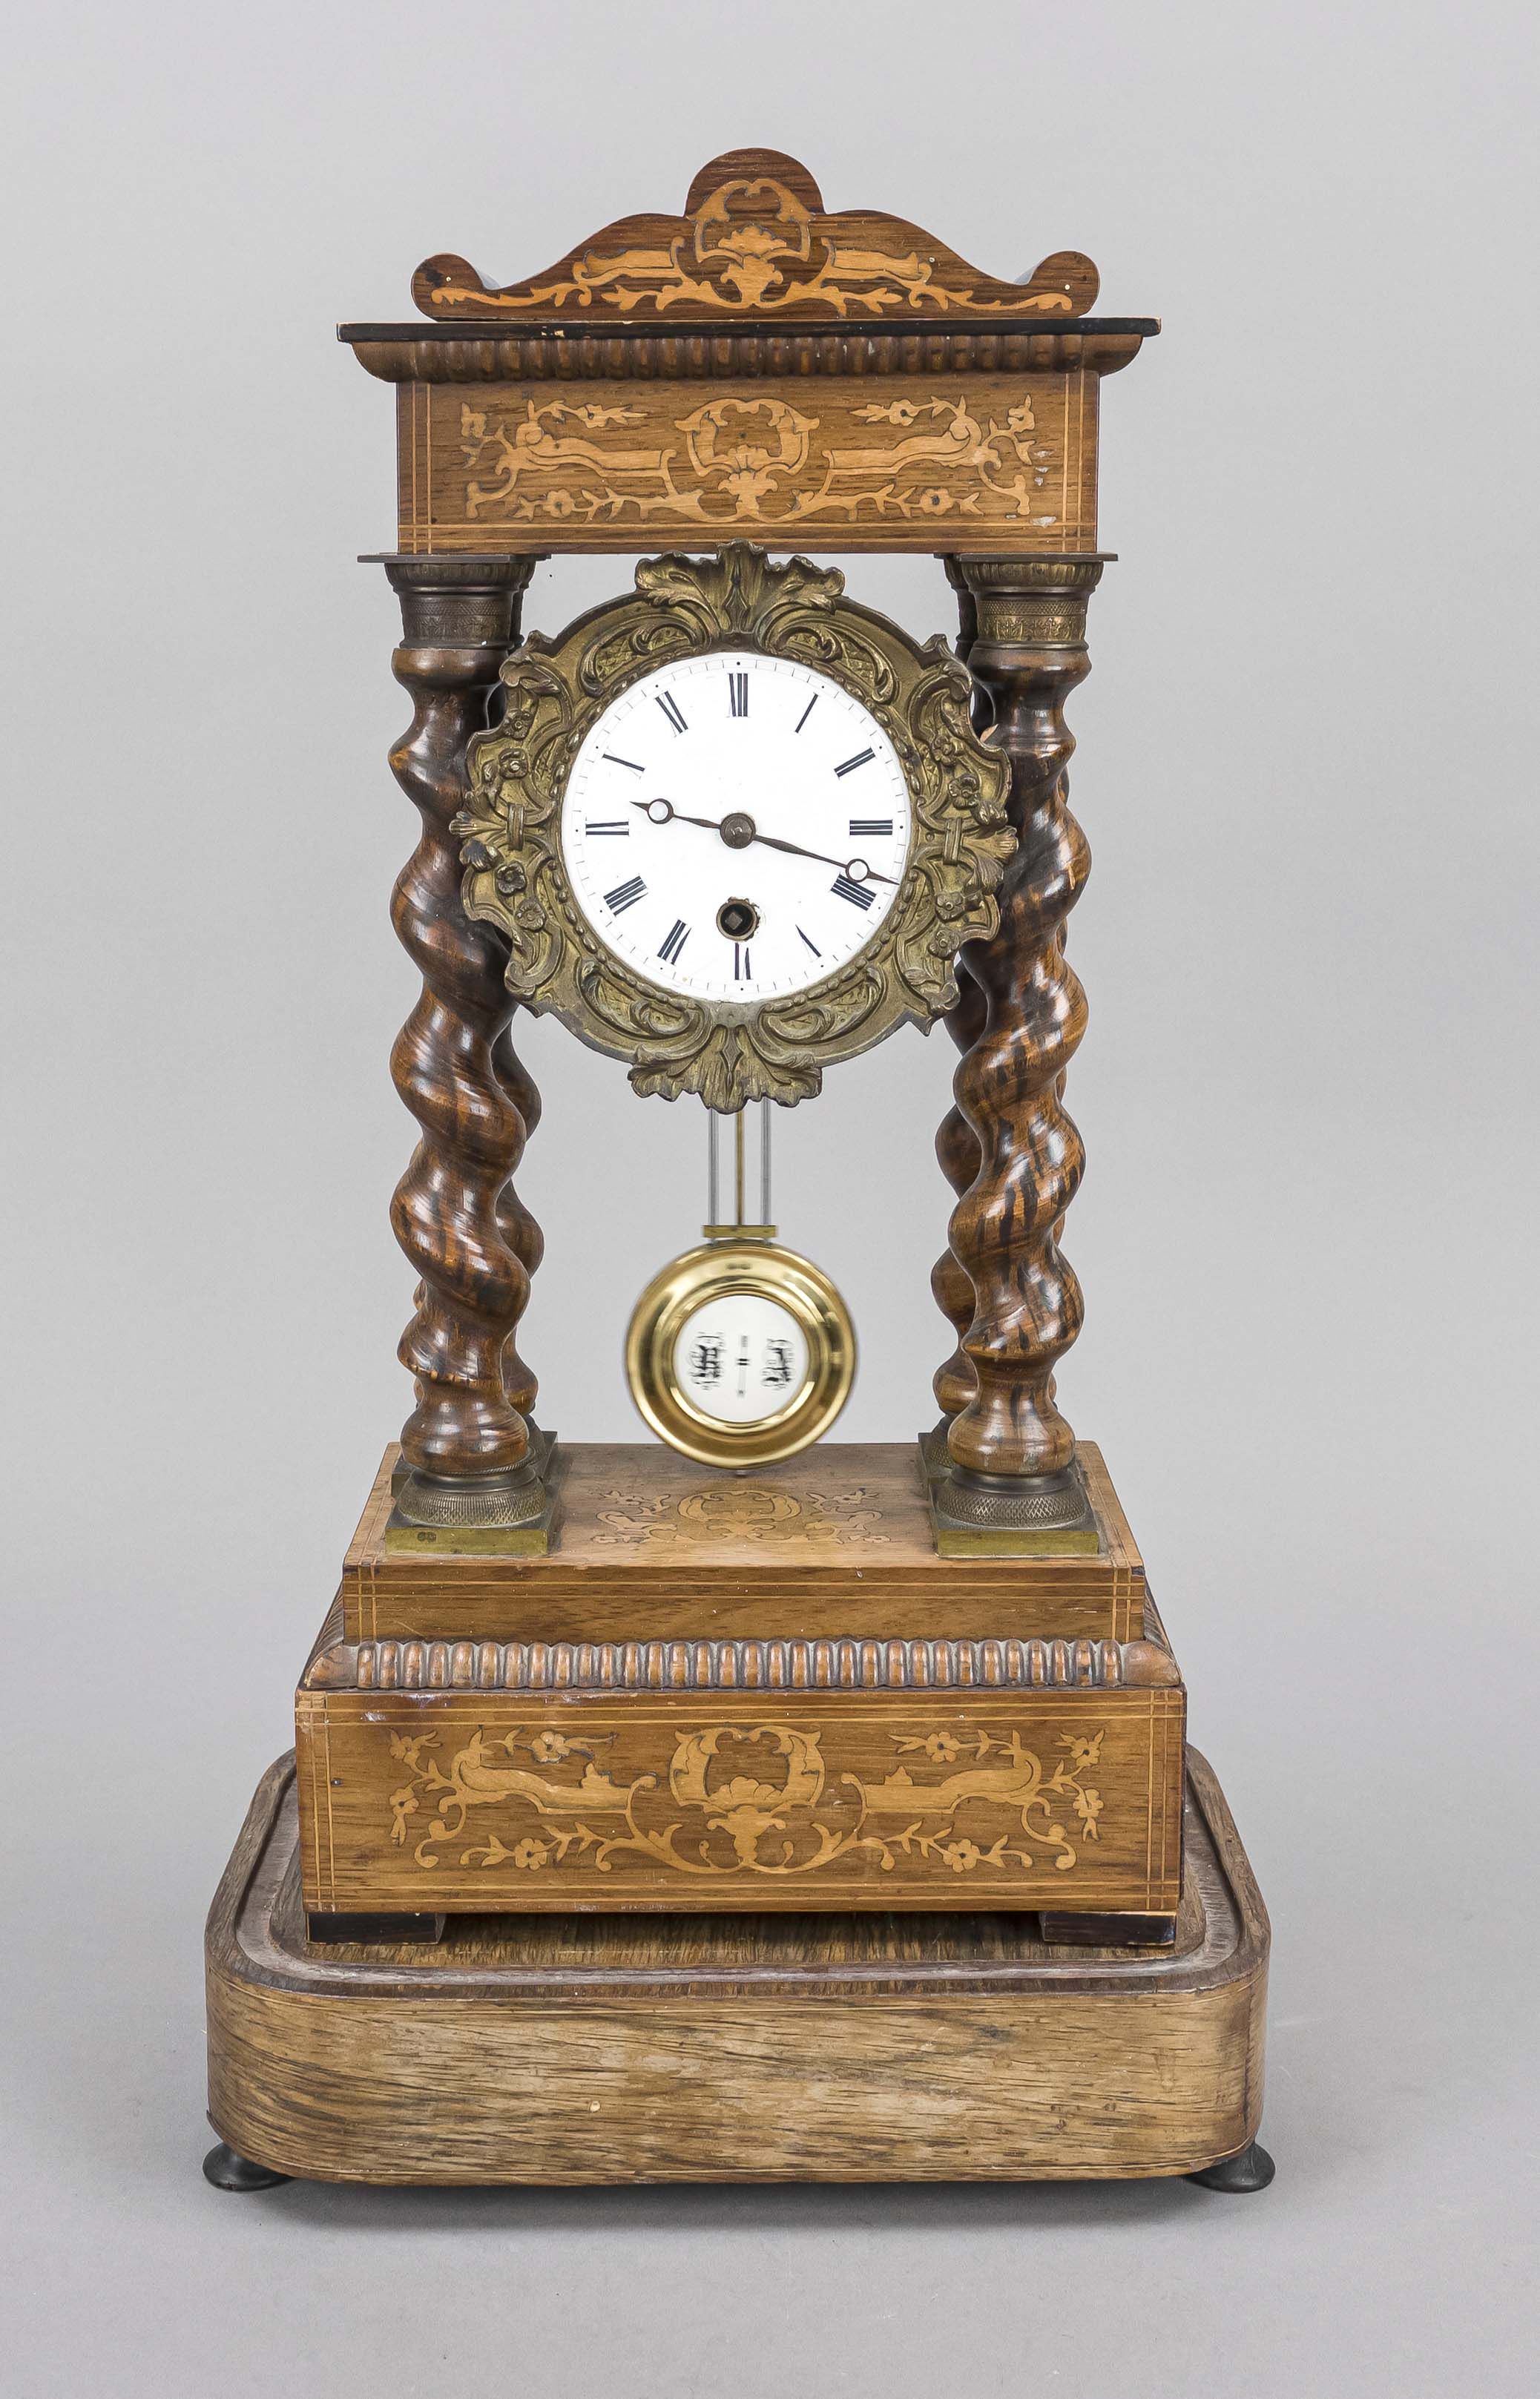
top-left (655, 691), bottom-right (688, 734)
top-left (585, 820), bottom-right (628, 835)
top-left (848, 819), bottom-right (892, 838)
top-left (834, 748), bottom-right (875, 777)
top-left (734, 942), bottom-right (751, 982)
top-left (728, 671), bottom-right (748, 717)
top-left (794, 694), bottom-right (818, 734)
top-left (831, 873), bottom-right (875, 911)
top-left (657, 918), bottom-right (689, 964)
top-left (602, 753), bottom-right (644, 773)
top-left (797, 927), bottom-right (822, 957)
top-left (604, 875), bottom-right (647, 914)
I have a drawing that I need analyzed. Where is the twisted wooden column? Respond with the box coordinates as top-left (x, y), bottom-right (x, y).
top-left (382, 555), bottom-right (544, 1528)
top-left (936, 556), bottom-right (1105, 1535)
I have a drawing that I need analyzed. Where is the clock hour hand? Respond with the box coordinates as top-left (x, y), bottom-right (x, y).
top-left (636, 798), bottom-right (722, 835)
top-left (634, 797), bottom-right (896, 885)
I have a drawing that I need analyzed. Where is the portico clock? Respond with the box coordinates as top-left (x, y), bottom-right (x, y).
top-left (206, 147), bottom-right (1280, 2211)
top-left (455, 544), bottom-right (1013, 1110)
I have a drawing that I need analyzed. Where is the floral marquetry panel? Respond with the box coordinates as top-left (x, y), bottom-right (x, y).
top-left (294, 1688), bottom-right (1183, 1915)
top-left (409, 148), bottom-right (1099, 326)
top-left (348, 146), bottom-right (1154, 558)
top-left (395, 375), bottom-right (1100, 556)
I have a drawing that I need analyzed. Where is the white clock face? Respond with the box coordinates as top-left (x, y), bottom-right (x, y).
top-left (560, 651), bottom-right (910, 1004)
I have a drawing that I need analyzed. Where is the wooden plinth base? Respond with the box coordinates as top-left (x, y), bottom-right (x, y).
top-left (298, 1438), bottom-right (1185, 1923)
top-left (206, 1747), bottom-right (1268, 2188)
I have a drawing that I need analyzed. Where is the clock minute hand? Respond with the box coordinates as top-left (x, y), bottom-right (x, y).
top-left (632, 798), bottom-right (896, 884)
top-left (746, 828), bottom-right (898, 884)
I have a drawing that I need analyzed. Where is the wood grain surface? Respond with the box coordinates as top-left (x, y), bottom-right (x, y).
top-left (294, 1682), bottom-right (1183, 1917)
top-left (345, 148), bottom-right (1154, 560)
top-left (338, 1441), bottom-right (1149, 1642)
top-left (383, 557), bottom-right (544, 1488)
top-left (206, 1748), bottom-right (1263, 2185)
top-left (346, 326), bottom-right (1151, 385)
top-left (409, 148), bottom-right (1101, 326)
top-left (943, 558), bottom-right (1104, 1484)
top-left (390, 372), bottom-right (1102, 556)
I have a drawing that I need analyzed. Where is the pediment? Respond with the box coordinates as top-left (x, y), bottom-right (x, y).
top-left (412, 147), bottom-right (1099, 326)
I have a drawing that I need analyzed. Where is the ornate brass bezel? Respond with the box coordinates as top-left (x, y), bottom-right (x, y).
top-left (454, 543), bottom-right (1013, 1109)
top-left (625, 1240), bottom-right (855, 1470)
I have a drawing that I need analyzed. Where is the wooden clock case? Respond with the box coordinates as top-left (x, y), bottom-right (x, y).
top-left (203, 151), bottom-right (1272, 2198)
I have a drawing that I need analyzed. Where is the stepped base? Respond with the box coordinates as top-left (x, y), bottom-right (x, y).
top-left (205, 1747), bottom-right (1269, 2188)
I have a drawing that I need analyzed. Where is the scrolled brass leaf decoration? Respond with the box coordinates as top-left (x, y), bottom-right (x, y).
top-left (458, 543), bottom-right (1013, 1109)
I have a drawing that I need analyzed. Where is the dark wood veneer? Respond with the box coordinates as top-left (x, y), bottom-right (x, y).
top-left (382, 557), bottom-right (544, 1493)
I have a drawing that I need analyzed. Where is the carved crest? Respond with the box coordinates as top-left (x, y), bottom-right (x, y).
top-left (454, 545), bottom-right (1014, 1109)
top-left (415, 147), bottom-right (1098, 325)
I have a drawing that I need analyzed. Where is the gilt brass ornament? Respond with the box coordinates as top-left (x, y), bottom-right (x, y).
top-left (626, 1237), bottom-right (855, 1471)
top-left (453, 543), bottom-right (1013, 1110)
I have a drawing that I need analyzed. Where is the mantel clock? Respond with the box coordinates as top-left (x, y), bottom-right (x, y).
top-left (203, 149), bottom-right (1275, 2204)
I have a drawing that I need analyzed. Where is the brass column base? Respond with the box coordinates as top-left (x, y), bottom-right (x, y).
top-left (385, 1428), bottom-right (559, 1556)
top-left (920, 1426), bottom-right (1100, 1557)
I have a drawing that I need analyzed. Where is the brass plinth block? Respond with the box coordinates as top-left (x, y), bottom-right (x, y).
top-left (386, 1437), bottom-right (558, 1555)
top-left (384, 1506), bottom-right (556, 1558)
top-left (921, 1426), bottom-right (1100, 1557)
top-left (918, 1419), bottom-right (952, 1478)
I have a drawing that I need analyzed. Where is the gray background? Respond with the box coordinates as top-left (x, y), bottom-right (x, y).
top-left (4, 2), bottom-right (1537, 2392)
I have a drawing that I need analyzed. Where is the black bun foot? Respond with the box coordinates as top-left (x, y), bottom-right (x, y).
top-left (1186, 2137), bottom-right (1276, 2193)
top-left (203, 2141), bottom-right (292, 2192)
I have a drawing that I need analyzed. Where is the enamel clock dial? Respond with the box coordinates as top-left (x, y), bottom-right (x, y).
top-left (561, 651), bottom-right (911, 1005)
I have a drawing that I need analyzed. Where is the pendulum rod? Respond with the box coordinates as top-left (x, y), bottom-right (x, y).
top-left (705, 1101), bottom-right (774, 1240)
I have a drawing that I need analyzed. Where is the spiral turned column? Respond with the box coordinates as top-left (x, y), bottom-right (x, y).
top-left (382, 554), bottom-right (545, 1530)
top-left (936, 555), bottom-right (1105, 1537)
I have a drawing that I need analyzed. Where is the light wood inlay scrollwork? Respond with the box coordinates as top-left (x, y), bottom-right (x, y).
top-left (412, 149), bottom-right (1099, 326)
top-left (385, 1720), bottom-right (1112, 1886)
